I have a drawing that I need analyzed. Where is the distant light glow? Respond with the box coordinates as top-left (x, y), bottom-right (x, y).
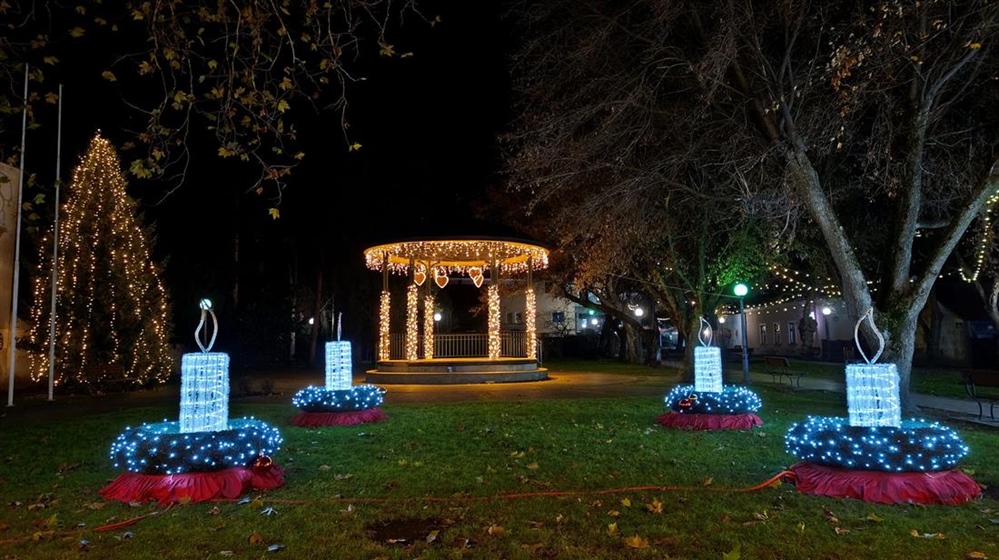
top-left (822, 306), bottom-right (832, 316)
top-left (734, 283), bottom-right (749, 297)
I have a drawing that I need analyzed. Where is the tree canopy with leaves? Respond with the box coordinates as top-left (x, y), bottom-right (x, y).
top-left (501, 0), bottom-right (999, 410)
top-left (0, 0), bottom-right (433, 211)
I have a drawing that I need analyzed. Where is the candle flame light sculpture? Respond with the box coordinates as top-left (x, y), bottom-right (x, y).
top-left (784, 308), bottom-right (980, 505)
top-left (100, 300), bottom-right (285, 505)
top-left (291, 313), bottom-right (388, 427)
top-left (658, 318), bottom-right (763, 431)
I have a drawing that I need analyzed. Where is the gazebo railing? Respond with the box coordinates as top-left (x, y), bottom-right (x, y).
top-left (387, 332), bottom-right (531, 359)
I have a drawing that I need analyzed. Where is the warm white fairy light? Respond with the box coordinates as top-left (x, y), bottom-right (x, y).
top-left (364, 239), bottom-right (549, 277)
top-left (525, 287), bottom-right (537, 360)
top-left (488, 284), bottom-right (501, 359)
top-left (846, 362), bottom-right (901, 427)
top-left (179, 352), bottom-right (230, 433)
top-left (958, 191), bottom-right (999, 283)
top-left (406, 284), bottom-right (419, 361)
top-left (423, 294), bottom-right (436, 359)
top-left (26, 133), bottom-right (174, 386)
top-left (325, 341), bottom-right (352, 390)
top-left (378, 291), bottom-right (391, 361)
top-left (693, 346), bottom-right (723, 393)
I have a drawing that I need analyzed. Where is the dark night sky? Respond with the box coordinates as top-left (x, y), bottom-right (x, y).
top-left (15, 2), bottom-right (517, 343)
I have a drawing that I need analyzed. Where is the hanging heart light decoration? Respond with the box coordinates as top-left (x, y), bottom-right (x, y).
top-left (413, 264), bottom-right (427, 286)
top-left (468, 266), bottom-right (484, 288)
top-left (434, 268), bottom-right (449, 289)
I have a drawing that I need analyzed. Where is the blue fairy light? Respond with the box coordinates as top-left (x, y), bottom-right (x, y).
top-left (664, 384), bottom-right (762, 415)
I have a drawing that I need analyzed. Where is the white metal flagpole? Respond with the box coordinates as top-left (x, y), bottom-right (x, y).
top-left (7, 64), bottom-right (29, 407)
top-left (47, 84), bottom-right (63, 401)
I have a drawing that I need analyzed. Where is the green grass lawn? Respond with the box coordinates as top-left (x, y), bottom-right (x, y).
top-left (1, 376), bottom-right (997, 560)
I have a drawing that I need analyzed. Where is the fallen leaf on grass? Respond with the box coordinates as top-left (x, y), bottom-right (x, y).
top-left (249, 533), bottom-right (264, 544)
top-left (910, 530), bottom-right (945, 539)
top-left (487, 525), bottom-right (505, 536)
top-left (510, 451), bottom-right (525, 458)
top-left (318, 465), bottom-right (331, 471)
top-left (866, 513), bottom-right (883, 523)
top-left (426, 530), bottom-right (439, 543)
top-left (607, 509), bottom-right (620, 518)
top-left (620, 498), bottom-right (631, 508)
top-left (208, 506), bottom-right (221, 516)
top-left (267, 544), bottom-right (285, 552)
top-left (965, 552), bottom-right (987, 559)
top-left (521, 543), bottom-right (543, 552)
top-left (624, 535), bottom-right (649, 549)
top-left (722, 544), bottom-right (741, 560)
top-left (834, 527), bottom-right (850, 535)
top-left (823, 509), bottom-right (839, 524)
top-left (702, 477), bottom-right (713, 487)
top-left (526, 462), bottom-right (539, 470)
top-left (645, 498), bottom-right (663, 515)
top-left (607, 523), bottom-right (618, 536)
top-left (334, 473), bottom-right (353, 481)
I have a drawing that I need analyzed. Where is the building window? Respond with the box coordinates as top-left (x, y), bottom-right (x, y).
top-left (787, 322), bottom-right (797, 345)
top-left (515, 312), bottom-right (523, 324)
top-left (506, 312), bottom-right (514, 324)
top-left (773, 323), bottom-right (782, 345)
top-left (553, 311), bottom-right (565, 323)
top-left (759, 323), bottom-right (768, 346)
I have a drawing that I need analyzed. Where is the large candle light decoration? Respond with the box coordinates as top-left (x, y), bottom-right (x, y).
top-left (785, 308), bottom-right (980, 505)
top-left (100, 300), bottom-right (285, 505)
top-left (658, 317), bottom-right (763, 431)
top-left (291, 313), bottom-right (387, 427)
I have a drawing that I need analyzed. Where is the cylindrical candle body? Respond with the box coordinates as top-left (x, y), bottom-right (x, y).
top-left (325, 341), bottom-right (353, 390)
top-left (846, 362), bottom-right (901, 427)
top-left (693, 346), bottom-right (723, 393)
top-left (179, 352), bottom-right (230, 433)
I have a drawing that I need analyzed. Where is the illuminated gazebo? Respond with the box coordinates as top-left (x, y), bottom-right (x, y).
top-left (363, 236), bottom-right (550, 384)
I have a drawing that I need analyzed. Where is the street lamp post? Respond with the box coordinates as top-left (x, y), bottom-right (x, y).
top-left (734, 283), bottom-right (750, 384)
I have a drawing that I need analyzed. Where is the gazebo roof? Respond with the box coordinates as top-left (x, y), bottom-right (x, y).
top-left (363, 236), bottom-right (550, 276)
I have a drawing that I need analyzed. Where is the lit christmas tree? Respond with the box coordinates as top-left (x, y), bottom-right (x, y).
top-left (26, 132), bottom-right (174, 389)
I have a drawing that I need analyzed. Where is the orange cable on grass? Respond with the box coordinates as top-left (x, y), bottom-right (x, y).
top-left (87, 471), bottom-right (795, 533)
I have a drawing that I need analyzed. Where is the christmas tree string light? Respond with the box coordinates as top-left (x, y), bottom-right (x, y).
top-left (784, 308), bottom-right (980, 505)
top-left (291, 313), bottom-right (387, 427)
top-left (658, 318), bottom-right (763, 430)
top-left (26, 133), bottom-right (174, 389)
top-left (100, 300), bottom-right (284, 505)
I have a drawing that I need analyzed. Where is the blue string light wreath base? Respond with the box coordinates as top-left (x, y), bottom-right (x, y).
top-left (784, 416), bottom-right (981, 505)
top-left (290, 384), bottom-right (388, 427)
top-left (656, 385), bottom-right (764, 431)
top-left (99, 418), bottom-right (285, 505)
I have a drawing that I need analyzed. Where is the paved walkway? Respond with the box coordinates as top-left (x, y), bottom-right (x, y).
top-left (3, 365), bottom-right (995, 428)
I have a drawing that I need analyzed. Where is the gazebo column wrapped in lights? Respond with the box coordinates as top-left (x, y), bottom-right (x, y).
top-left (364, 237), bottom-right (549, 384)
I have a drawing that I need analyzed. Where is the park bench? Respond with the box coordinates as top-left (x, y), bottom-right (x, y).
top-left (962, 369), bottom-right (999, 420)
top-left (763, 356), bottom-right (805, 388)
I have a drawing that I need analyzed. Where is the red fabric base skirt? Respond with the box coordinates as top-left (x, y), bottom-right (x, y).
top-left (788, 461), bottom-right (982, 505)
top-left (99, 464), bottom-right (285, 505)
top-left (656, 411), bottom-right (763, 430)
top-left (290, 407), bottom-right (387, 427)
